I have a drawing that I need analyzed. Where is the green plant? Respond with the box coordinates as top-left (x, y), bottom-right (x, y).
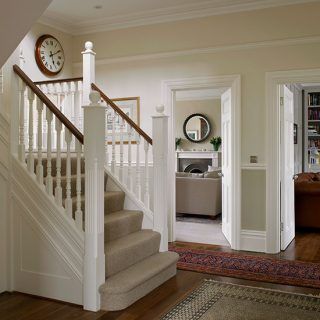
top-left (210, 136), bottom-right (222, 151)
top-left (175, 137), bottom-right (182, 149)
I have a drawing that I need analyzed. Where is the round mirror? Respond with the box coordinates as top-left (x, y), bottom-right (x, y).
top-left (183, 113), bottom-right (211, 143)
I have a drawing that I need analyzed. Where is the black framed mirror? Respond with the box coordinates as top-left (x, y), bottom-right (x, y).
top-left (183, 113), bottom-right (211, 143)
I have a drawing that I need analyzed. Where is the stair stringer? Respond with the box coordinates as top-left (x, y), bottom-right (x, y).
top-left (105, 166), bottom-right (153, 229)
top-left (10, 156), bottom-right (84, 304)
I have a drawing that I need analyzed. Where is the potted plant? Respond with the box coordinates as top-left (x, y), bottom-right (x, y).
top-left (175, 137), bottom-right (182, 150)
top-left (210, 136), bottom-right (222, 151)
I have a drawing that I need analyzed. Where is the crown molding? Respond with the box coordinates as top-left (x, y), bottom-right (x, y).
top-left (72, 35), bottom-right (320, 68)
top-left (40, 0), bottom-right (317, 35)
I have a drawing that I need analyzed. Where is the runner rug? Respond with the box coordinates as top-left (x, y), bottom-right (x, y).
top-left (160, 280), bottom-right (320, 320)
top-left (169, 244), bottom-right (320, 288)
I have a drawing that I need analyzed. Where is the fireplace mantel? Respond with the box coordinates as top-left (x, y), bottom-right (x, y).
top-left (176, 150), bottom-right (221, 172)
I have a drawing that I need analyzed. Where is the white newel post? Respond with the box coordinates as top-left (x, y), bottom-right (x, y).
top-left (152, 105), bottom-right (169, 252)
top-left (83, 91), bottom-right (106, 311)
top-left (82, 42), bottom-right (96, 106)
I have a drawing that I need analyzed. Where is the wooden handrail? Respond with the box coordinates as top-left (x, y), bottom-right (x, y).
top-left (34, 77), bottom-right (83, 85)
top-left (91, 83), bottom-right (153, 145)
top-left (13, 65), bottom-right (84, 144)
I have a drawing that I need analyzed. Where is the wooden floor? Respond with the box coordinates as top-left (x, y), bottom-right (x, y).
top-left (1, 230), bottom-right (320, 320)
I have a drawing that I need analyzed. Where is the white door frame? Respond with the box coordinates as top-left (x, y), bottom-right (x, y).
top-left (162, 74), bottom-right (241, 250)
top-left (266, 68), bottom-right (320, 254)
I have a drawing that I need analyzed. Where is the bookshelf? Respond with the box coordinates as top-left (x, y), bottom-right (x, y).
top-left (304, 88), bottom-right (320, 172)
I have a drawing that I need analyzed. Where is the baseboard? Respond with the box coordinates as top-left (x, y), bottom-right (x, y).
top-left (240, 229), bottom-right (266, 252)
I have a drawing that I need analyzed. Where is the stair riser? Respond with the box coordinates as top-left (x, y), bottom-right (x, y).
top-left (105, 212), bottom-right (143, 243)
top-left (101, 263), bottom-right (177, 311)
top-left (105, 232), bottom-right (160, 277)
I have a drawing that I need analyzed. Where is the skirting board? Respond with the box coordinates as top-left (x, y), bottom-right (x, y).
top-left (240, 229), bottom-right (266, 252)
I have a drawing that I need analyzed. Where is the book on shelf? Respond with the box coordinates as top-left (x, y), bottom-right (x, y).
top-left (308, 92), bottom-right (320, 106)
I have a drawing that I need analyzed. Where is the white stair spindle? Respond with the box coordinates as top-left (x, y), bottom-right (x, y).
top-left (41, 85), bottom-right (48, 149)
top-left (75, 140), bottom-right (83, 230)
top-left (55, 119), bottom-right (63, 206)
top-left (36, 97), bottom-right (44, 184)
top-left (144, 140), bottom-right (150, 208)
top-left (136, 134), bottom-right (141, 200)
top-left (18, 80), bottom-right (26, 162)
top-left (46, 109), bottom-right (53, 196)
top-left (65, 129), bottom-right (73, 219)
top-left (27, 87), bottom-right (35, 173)
top-left (119, 117), bottom-right (124, 182)
top-left (111, 108), bottom-right (116, 174)
top-left (70, 81), bottom-right (77, 127)
top-left (77, 81), bottom-right (83, 131)
top-left (127, 125), bottom-right (133, 191)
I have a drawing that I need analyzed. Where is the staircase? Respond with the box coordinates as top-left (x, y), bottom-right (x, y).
top-left (40, 156), bottom-right (178, 310)
top-left (7, 41), bottom-right (177, 312)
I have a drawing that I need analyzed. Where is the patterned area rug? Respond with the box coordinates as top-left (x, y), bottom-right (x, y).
top-left (169, 245), bottom-right (320, 288)
top-left (161, 280), bottom-right (320, 320)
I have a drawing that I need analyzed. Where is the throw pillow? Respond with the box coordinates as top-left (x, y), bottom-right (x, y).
top-left (204, 170), bottom-right (221, 179)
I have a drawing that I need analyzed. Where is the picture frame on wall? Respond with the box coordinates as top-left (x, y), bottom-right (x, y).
top-left (294, 123), bottom-right (298, 144)
top-left (106, 97), bottom-right (140, 143)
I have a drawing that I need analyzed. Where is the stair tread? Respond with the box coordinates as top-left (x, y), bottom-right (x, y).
top-left (105, 230), bottom-right (160, 255)
top-left (104, 210), bottom-right (142, 223)
top-left (100, 252), bottom-right (179, 294)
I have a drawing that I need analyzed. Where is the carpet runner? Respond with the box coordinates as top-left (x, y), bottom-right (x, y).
top-left (169, 244), bottom-right (320, 288)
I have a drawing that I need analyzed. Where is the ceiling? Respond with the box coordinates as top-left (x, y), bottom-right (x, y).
top-left (39, 0), bottom-right (317, 35)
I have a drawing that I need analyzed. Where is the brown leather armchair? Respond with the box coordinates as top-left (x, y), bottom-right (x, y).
top-left (295, 173), bottom-right (320, 229)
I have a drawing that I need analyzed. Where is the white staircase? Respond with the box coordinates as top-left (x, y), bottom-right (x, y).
top-left (6, 42), bottom-right (177, 311)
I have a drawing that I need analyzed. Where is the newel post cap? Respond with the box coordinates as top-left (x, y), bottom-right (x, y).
top-left (156, 105), bottom-right (165, 115)
top-left (82, 41), bottom-right (96, 55)
top-left (89, 91), bottom-right (101, 105)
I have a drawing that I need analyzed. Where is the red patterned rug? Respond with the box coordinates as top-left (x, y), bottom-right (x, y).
top-left (169, 244), bottom-right (320, 288)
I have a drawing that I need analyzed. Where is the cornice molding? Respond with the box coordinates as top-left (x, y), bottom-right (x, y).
top-left (40, 0), bottom-right (317, 35)
top-left (72, 35), bottom-right (320, 68)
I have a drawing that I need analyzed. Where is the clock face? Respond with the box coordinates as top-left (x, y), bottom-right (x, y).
top-left (35, 35), bottom-right (65, 76)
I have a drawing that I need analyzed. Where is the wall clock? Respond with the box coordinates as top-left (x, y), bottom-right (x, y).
top-left (35, 34), bottom-right (65, 76)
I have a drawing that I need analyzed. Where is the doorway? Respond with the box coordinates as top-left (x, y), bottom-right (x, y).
top-left (162, 75), bottom-right (241, 250)
top-left (266, 68), bottom-right (320, 254)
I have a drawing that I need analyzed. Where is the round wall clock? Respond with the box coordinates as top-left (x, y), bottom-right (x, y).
top-left (35, 34), bottom-right (65, 76)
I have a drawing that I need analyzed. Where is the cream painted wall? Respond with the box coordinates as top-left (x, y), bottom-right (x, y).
top-left (71, 2), bottom-right (320, 231)
top-left (175, 99), bottom-right (221, 151)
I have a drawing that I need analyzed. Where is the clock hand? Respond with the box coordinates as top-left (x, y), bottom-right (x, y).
top-left (50, 50), bottom-right (61, 57)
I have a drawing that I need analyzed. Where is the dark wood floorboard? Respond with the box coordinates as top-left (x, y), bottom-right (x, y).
top-left (1, 230), bottom-right (320, 319)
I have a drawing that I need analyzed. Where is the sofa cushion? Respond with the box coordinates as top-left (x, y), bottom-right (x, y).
top-left (204, 170), bottom-right (221, 179)
top-left (191, 173), bottom-right (204, 178)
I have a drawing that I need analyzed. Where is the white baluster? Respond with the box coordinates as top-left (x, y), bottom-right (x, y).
top-left (55, 118), bottom-right (63, 206)
top-left (18, 80), bottom-right (26, 162)
top-left (75, 140), bottom-right (83, 230)
top-left (136, 134), bottom-right (141, 200)
top-left (105, 110), bottom-right (109, 167)
top-left (65, 129), bottom-right (73, 219)
top-left (41, 85), bottom-right (48, 149)
top-left (111, 109), bottom-right (116, 174)
top-left (46, 109), bottom-right (53, 196)
top-left (70, 81), bottom-right (77, 127)
top-left (77, 81), bottom-right (83, 131)
top-left (127, 125), bottom-right (133, 191)
top-left (36, 97), bottom-right (44, 184)
top-left (144, 140), bottom-right (150, 209)
top-left (27, 87), bottom-right (35, 173)
top-left (55, 83), bottom-right (62, 110)
top-left (119, 117), bottom-right (124, 182)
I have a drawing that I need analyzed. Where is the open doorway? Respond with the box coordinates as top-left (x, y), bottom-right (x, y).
top-left (174, 88), bottom-right (229, 246)
top-left (162, 75), bottom-right (241, 250)
top-left (279, 83), bottom-right (320, 257)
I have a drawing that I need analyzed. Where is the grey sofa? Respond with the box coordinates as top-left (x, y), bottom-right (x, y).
top-left (176, 170), bottom-right (222, 216)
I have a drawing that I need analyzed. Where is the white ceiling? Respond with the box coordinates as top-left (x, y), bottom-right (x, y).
top-left (39, 0), bottom-right (318, 35)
